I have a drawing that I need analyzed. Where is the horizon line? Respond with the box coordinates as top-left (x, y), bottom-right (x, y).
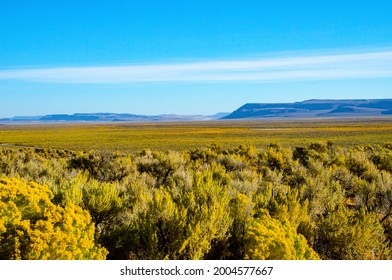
top-left (1, 97), bottom-right (392, 119)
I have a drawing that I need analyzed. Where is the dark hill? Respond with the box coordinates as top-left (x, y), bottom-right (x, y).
top-left (222, 99), bottom-right (392, 119)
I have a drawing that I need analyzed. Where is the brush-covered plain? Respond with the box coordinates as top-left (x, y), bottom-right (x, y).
top-left (1, 118), bottom-right (392, 152)
top-left (1, 118), bottom-right (392, 260)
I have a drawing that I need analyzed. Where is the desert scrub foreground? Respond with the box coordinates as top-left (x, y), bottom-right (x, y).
top-left (1, 141), bottom-right (392, 259)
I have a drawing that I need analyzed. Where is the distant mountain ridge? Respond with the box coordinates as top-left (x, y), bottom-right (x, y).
top-left (222, 99), bottom-right (392, 119)
top-left (2, 99), bottom-right (392, 124)
top-left (0, 112), bottom-right (230, 123)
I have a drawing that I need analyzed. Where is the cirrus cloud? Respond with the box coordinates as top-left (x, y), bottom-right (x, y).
top-left (1, 49), bottom-right (392, 84)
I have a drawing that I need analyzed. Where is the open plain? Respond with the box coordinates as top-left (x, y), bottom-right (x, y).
top-left (1, 118), bottom-right (392, 152)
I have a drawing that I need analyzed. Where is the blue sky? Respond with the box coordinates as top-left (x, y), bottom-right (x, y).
top-left (1, 0), bottom-right (392, 117)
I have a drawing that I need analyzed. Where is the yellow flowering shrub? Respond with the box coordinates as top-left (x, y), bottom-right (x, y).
top-left (0, 178), bottom-right (107, 260)
top-left (245, 210), bottom-right (319, 260)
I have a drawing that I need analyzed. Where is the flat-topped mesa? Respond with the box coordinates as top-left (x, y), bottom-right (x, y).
top-left (222, 99), bottom-right (392, 119)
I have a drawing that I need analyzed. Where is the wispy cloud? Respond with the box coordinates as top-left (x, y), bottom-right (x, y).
top-left (1, 50), bottom-right (392, 83)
